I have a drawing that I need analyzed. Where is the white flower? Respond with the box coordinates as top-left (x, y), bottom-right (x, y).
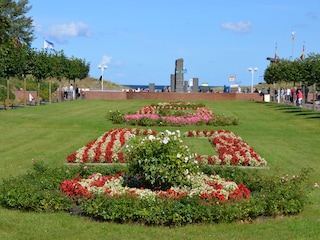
top-left (165, 130), bottom-right (171, 135)
top-left (148, 135), bottom-right (155, 141)
top-left (176, 130), bottom-right (180, 137)
top-left (177, 153), bottom-right (182, 158)
top-left (185, 156), bottom-right (189, 163)
top-left (162, 137), bottom-right (169, 144)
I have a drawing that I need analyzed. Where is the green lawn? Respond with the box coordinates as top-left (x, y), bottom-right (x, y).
top-left (1, 99), bottom-right (320, 240)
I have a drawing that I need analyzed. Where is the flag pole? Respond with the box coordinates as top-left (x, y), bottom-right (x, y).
top-left (300, 41), bottom-right (305, 60)
top-left (274, 42), bottom-right (278, 62)
top-left (291, 31), bottom-right (295, 60)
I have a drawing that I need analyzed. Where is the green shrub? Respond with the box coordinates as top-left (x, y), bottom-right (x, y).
top-left (107, 110), bottom-right (125, 124)
top-left (0, 161), bottom-right (127, 212)
top-left (0, 161), bottom-right (313, 225)
top-left (208, 115), bottom-right (239, 126)
top-left (126, 130), bottom-right (199, 190)
top-left (81, 194), bottom-right (264, 225)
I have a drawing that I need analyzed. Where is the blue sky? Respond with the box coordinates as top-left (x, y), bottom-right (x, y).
top-left (28, 0), bottom-right (319, 87)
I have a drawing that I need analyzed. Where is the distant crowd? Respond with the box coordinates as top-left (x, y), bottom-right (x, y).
top-left (62, 84), bottom-right (85, 100)
top-left (257, 85), bottom-right (311, 107)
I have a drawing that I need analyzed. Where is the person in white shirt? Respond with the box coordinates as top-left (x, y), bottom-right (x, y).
top-left (69, 84), bottom-right (74, 100)
top-left (286, 88), bottom-right (291, 104)
top-left (63, 85), bottom-right (68, 100)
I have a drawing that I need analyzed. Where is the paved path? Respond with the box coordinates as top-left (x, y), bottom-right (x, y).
top-left (305, 102), bottom-right (320, 111)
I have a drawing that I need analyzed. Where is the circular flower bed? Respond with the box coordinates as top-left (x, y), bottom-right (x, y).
top-left (61, 172), bottom-right (250, 203)
top-left (62, 129), bottom-right (252, 222)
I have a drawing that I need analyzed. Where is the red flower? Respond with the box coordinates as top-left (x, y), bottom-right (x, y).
top-left (228, 183), bottom-right (251, 200)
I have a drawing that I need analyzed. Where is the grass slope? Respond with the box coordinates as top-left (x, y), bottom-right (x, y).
top-left (0, 100), bottom-right (320, 240)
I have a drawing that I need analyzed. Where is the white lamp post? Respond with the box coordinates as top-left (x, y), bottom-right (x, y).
top-left (248, 67), bottom-right (258, 93)
top-left (98, 65), bottom-right (108, 90)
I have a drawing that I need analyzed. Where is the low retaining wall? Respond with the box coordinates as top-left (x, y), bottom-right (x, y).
top-left (12, 90), bottom-right (315, 103)
top-left (13, 90), bottom-right (37, 102)
top-left (83, 91), bottom-right (264, 102)
top-left (84, 90), bottom-right (127, 100)
top-left (126, 92), bottom-right (263, 101)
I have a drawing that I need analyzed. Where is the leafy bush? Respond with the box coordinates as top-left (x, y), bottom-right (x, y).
top-left (126, 130), bottom-right (199, 190)
top-left (107, 110), bottom-right (126, 124)
top-left (208, 115), bottom-right (240, 126)
top-left (0, 161), bottom-right (127, 212)
top-left (201, 166), bottom-right (313, 217)
top-left (158, 108), bottom-right (186, 117)
top-left (0, 162), bottom-right (74, 211)
top-left (0, 161), bottom-right (314, 225)
top-left (0, 86), bottom-right (15, 103)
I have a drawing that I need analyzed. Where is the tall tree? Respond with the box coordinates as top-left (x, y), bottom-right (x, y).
top-left (0, 0), bottom-right (34, 44)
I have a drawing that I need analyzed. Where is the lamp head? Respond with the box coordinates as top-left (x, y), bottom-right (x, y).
top-left (248, 67), bottom-right (258, 72)
top-left (98, 65), bottom-right (108, 69)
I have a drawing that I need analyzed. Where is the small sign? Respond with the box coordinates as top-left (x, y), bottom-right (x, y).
top-left (229, 75), bottom-right (235, 82)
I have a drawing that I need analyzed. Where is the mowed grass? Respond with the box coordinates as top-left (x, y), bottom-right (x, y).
top-left (0, 99), bottom-right (320, 240)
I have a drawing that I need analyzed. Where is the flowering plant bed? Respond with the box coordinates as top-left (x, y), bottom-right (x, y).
top-left (66, 128), bottom-right (267, 167)
top-left (185, 130), bottom-right (267, 167)
top-left (61, 172), bottom-right (250, 203)
top-left (108, 101), bottom-right (239, 126)
top-left (66, 128), bottom-right (156, 163)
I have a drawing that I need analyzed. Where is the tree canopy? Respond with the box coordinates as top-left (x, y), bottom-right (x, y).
top-left (0, 0), bottom-right (90, 103)
top-left (264, 54), bottom-right (320, 86)
top-left (0, 0), bottom-right (90, 82)
top-left (0, 0), bottom-right (34, 44)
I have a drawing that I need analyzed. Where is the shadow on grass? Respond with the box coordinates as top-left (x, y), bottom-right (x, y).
top-left (254, 102), bottom-right (320, 119)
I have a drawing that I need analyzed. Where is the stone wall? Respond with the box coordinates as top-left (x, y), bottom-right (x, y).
top-left (13, 90), bottom-right (37, 101)
top-left (83, 90), bottom-right (127, 100)
top-left (126, 92), bottom-right (263, 101)
top-left (77, 91), bottom-right (317, 102)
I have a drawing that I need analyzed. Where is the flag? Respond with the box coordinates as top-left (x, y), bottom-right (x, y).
top-left (291, 31), bottom-right (296, 42)
top-left (43, 39), bottom-right (54, 49)
top-left (274, 43), bottom-right (278, 62)
top-left (300, 44), bottom-right (305, 60)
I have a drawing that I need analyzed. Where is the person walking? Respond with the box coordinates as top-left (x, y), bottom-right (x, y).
top-left (75, 86), bottom-right (80, 99)
top-left (291, 86), bottom-right (297, 105)
top-left (286, 88), bottom-right (291, 104)
top-left (63, 85), bottom-right (68, 100)
top-left (69, 84), bottom-right (74, 100)
top-left (280, 87), bottom-right (285, 103)
top-left (296, 88), bottom-right (303, 107)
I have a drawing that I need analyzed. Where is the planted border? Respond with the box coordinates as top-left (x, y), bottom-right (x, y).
top-left (66, 128), bottom-right (267, 167)
top-left (108, 102), bottom-right (239, 126)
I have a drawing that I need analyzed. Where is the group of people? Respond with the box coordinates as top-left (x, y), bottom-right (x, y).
top-left (278, 86), bottom-right (308, 107)
top-left (62, 84), bottom-right (84, 100)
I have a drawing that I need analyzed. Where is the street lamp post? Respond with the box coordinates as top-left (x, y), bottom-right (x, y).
top-left (98, 65), bottom-right (108, 90)
top-left (248, 67), bottom-right (258, 93)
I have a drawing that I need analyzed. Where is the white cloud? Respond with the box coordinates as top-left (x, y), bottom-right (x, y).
top-left (100, 55), bottom-right (112, 66)
top-left (99, 56), bottom-right (123, 67)
top-left (220, 21), bottom-right (252, 33)
top-left (46, 22), bottom-right (90, 43)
